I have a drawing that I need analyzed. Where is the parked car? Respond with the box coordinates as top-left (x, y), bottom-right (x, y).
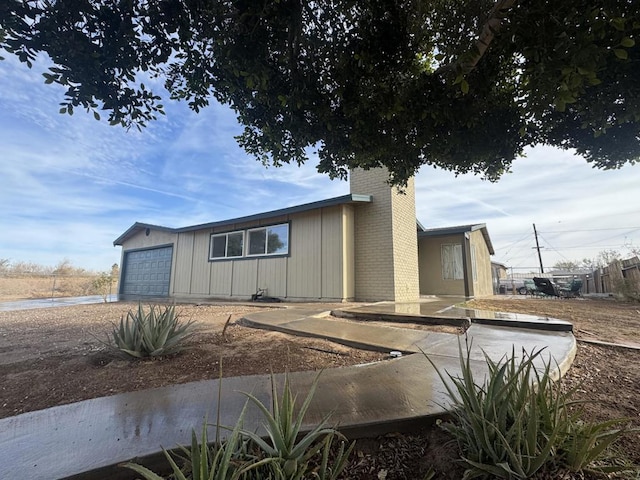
top-left (499, 278), bottom-right (529, 295)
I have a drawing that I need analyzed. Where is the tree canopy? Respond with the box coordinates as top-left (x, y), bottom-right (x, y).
top-left (1, 0), bottom-right (638, 185)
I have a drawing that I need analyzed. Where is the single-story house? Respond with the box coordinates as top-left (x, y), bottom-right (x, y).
top-left (114, 168), bottom-right (495, 302)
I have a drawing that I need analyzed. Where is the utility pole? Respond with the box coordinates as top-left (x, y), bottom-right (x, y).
top-left (532, 223), bottom-right (544, 273)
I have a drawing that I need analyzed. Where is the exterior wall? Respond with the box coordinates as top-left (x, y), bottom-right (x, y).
top-left (341, 205), bottom-right (356, 300)
top-left (418, 231), bottom-right (494, 297)
top-left (124, 205), bottom-right (352, 301)
top-left (418, 234), bottom-right (465, 296)
top-left (469, 230), bottom-right (493, 297)
top-left (350, 168), bottom-right (420, 302)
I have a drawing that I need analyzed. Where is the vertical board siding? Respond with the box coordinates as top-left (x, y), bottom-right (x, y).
top-left (210, 261), bottom-right (233, 296)
top-left (174, 232), bottom-right (195, 294)
top-left (321, 207), bottom-right (343, 299)
top-left (232, 260), bottom-right (258, 296)
top-left (287, 210), bottom-right (322, 298)
top-left (342, 205), bottom-right (355, 299)
top-left (190, 231), bottom-right (211, 295)
top-left (257, 257), bottom-right (287, 297)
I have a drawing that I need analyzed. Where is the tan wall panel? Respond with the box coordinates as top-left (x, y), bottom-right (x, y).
top-left (174, 232), bottom-right (194, 294)
top-left (287, 210), bottom-right (322, 298)
top-left (210, 261), bottom-right (232, 296)
top-left (321, 207), bottom-right (344, 299)
top-left (257, 257), bottom-right (287, 297)
top-left (231, 260), bottom-right (258, 296)
top-left (342, 205), bottom-right (355, 300)
top-left (122, 230), bottom-right (176, 250)
top-left (418, 235), bottom-right (465, 296)
top-left (470, 230), bottom-right (493, 297)
top-left (190, 231), bottom-right (211, 295)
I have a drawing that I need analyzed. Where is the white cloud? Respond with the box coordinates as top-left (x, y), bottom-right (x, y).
top-left (1, 56), bottom-right (639, 273)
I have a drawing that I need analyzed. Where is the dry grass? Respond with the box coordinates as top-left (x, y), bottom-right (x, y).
top-left (0, 275), bottom-right (118, 302)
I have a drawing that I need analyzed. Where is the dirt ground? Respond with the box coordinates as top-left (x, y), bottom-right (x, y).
top-left (1, 297), bottom-right (639, 479)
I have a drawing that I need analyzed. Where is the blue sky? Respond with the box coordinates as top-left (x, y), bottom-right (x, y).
top-left (1, 55), bottom-right (639, 274)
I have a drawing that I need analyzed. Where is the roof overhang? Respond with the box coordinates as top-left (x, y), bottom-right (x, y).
top-left (418, 223), bottom-right (495, 255)
top-left (114, 194), bottom-right (372, 246)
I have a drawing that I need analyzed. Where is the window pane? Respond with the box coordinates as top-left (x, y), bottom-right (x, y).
top-left (267, 224), bottom-right (288, 254)
top-left (248, 229), bottom-right (266, 255)
top-left (442, 244), bottom-right (463, 280)
top-left (227, 232), bottom-right (244, 257)
top-left (211, 235), bottom-right (226, 258)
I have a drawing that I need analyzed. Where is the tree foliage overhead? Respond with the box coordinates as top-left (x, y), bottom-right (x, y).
top-left (1, 0), bottom-right (638, 185)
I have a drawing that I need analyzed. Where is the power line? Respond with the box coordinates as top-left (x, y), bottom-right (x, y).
top-left (541, 226), bottom-right (640, 233)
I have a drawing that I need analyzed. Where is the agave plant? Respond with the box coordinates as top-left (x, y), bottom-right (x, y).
top-left (121, 410), bottom-right (273, 480)
top-left (121, 372), bottom-right (354, 480)
top-left (109, 303), bottom-right (195, 358)
top-left (240, 372), bottom-right (353, 480)
top-left (427, 338), bottom-right (635, 479)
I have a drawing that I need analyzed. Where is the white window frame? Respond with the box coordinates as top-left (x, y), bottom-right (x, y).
top-left (209, 231), bottom-right (245, 260)
top-left (246, 223), bottom-right (289, 257)
top-left (442, 243), bottom-right (464, 280)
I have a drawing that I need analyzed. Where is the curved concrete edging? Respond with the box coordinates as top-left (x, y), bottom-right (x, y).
top-left (0, 303), bottom-right (577, 480)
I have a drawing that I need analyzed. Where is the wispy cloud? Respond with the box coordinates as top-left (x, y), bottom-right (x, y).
top-left (1, 56), bottom-right (639, 272)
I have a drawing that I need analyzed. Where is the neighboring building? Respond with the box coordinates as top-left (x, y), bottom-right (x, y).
top-left (114, 169), bottom-right (495, 302)
top-left (491, 261), bottom-right (509, 294)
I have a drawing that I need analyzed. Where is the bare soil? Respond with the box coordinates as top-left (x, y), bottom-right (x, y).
top-left (1, 297), bottom-right (639, 479)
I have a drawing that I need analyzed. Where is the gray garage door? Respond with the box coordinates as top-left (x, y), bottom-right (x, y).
top-left (121, 246), bottom-right (173, 297)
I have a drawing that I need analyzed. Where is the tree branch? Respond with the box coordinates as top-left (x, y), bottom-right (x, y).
top-left (439, 0), bottom-right (517, 75)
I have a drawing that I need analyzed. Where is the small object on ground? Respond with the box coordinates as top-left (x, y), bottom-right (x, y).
top-left (390, 351), bottom-right (402, 358)
top-left (251, 287), bottom-right (282, 302)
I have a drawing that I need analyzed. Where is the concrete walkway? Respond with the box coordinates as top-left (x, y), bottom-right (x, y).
top-left (0, 299), bottom-right (576, 480)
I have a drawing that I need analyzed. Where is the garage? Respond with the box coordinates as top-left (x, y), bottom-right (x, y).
top-left (120, 246), bottom-right (173, 297)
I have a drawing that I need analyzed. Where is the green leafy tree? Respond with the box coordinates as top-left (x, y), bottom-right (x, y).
top-left (1, 0), bottom-right (638, 185)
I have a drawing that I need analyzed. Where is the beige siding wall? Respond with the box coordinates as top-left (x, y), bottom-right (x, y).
top-left (470, 230), bottom-right (493, 297)
top-left (210, 261), bottom-right (232, 296)
top-left (231, 260), bottom-right (258, 296)
top-left (321, 208), bottom-right (344, 299)
top-left (173, 232), bottom-right (194, 294)
top-left (190, 231), bottom-right (211, 295)
top-left (133, 205), bottom-right (350, 301)
top-left (257, 257), bottom-right (287, 297)
top-left (121, 230), bottom-right (176, 250)
top-left (287, 210), bottom-right (322, 298)
top-left (418, 235), bottom-right (466, 296)
top-left (350, 168), bottom-right (420, 301)
top-left (342, 205), bottom-right (356, 300)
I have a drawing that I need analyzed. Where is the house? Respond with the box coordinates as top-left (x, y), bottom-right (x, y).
top-left (491, 261), bottom-right (509, 294)
top-left (114, 168), bottom-right (495, 302)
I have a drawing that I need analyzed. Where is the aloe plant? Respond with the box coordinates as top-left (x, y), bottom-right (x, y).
top-left (240, 372), bottom-right (353, 479)
top-left (121, 372), bottom-right (354, 480)
top-left (427, 338), bottom-right (636, 479)
top-left (109, 303), bottom-right (195, 358)
top-left (121, 409), bottom-right (273, 480)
